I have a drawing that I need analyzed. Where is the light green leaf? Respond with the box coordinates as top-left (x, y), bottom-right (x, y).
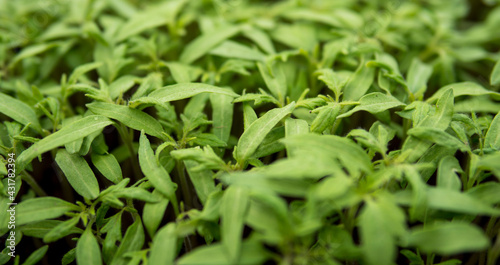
top-left (402, 89), bottom-right (454, 162)
top-left (0, 92), bottom-right (42, 133)
top-left (338, 92), bottom-right (405, 118)
top-left (236, 102), bottom-right (295, 164)
top-left (91, 153), bottom-right (123, 184)
top-left (342, 61), bottom-right (375, 101)
top-left (138, 131), bottom-right (177, 200)
top-left (210, 40), bottom-right (265, 61)
top-left (76, 228), bottom-right (102, 265)
top-left (242, 26), bottom-right (276, 54)
top-left (17, 197), bottom-right (79, 226)
top-left (43, 216), bottom-right (80, 243)
top-left (20, 220), bottom-right (83, 238)
top-left (111, 217), bottom-right (145, 265)
top-left (407, 58), bottom-right (433, 95)
top-left (177, 240), bottom-right (269, 265)
top-left (425, 187), bottom-right (500, 215)
top-left (131, 83), bottom-right (239, 108)
top-left (180, 25), bottom-right (241, 64)
top-left (113, 188), bottom-right (159, 203)
top-left (257, 62), bottom-right (287, 102)
top-left (490, 58), bottom-right (500, 86)
top-left (143, 190), bottom-right (169, 237)
top-left (87, 102), bottom-right (165, 140)
top-left (407, 127), bottom-right (468, 152)
top-left (221, 186), bottom-right (250, 264)
top-left (484, 112), bottom-right (500, 150)
top-left (115, 0), bottom-right (186, 41)
top-left (17, 115), bottom-right (113, 171)
top-left (478, 152), bottom-right (500, 180)
top-left (184, 160), bottom-right (218, 205)
top-left (311, 104), bottom-right (340, 133)
top-left (427, 82), bottom-right (500, 103)
top-left (243, 103), bottom-right (258, 131)
top-left (55, 149), bottom-right (100, 200)
top-left (163, 62), bottom-right (203, 83)
top-left (359, 198), bottom-right (400, 265)
top-left (21, 245), bottom-right (48, 265)
top-left (285, 118), bottom-right (309, 137)
top-left (405, 222), bottom-right (489, 255)
top-left (68, 62), bottom-right (102, 85)
top-left (437, 156), bottom-right (462, 191)
top-left (210, 94), bottom-right (234, 144)
top-left (9, 43), bottom-right (58, 67)
top-left (149, 223), bottom-right (177, 265)
top-left (109, 75), bottom-right (137, 100)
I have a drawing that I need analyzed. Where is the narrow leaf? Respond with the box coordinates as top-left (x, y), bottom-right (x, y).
top-left (76, 228), bottom-right (103, 265)
top-left (180, 25), bottom-right (241, 64)
top-left (0, 92), bottom-right (42, 133)
top-left (55, 149), bottom-right (100, 200)
top-left (236, 102), bottom-right (295, 164)
top-left (17, 115), bottom-right (113, 170)
top-left (87, 102), bottom-right (166, 140)
top-left (17, 197), bottom-right (79, 226)
top-left (149, 223), bottom-right (177, 265)
top-left (91, 153), bottom-right (123, 184)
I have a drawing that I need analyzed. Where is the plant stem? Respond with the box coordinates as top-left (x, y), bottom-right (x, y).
top-left (117, 123), bottom-right (142, 181)
top-left (21, 171), bottom-right (47, 197)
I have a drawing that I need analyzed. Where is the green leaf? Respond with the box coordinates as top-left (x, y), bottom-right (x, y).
top-left (402, 89), bottom-right (454, 162)
top-left (68, 62), bottom-right (102, 85)
top-left (43, 216), bottom-right (80, 243)
top-left (21, 245), bottom-right (48, 265)
top-left (210, 40), bottom-right (265, 61)
top-left (405, 222), bottom-right (489, 255)
top-left (342, 61), bottom-right (375, 101)
top-left (437, 156), bottom-right (462, 191)
top-left (210, 93), bottom-right (234, 144)
top-left (284, 118), bottom-right (309, 137)
top-left (180, 25), bottom-right (241, 64)
top-left (138, 131), bottom-right (177, 200)
top-left (484, 112), bottom-right (500, 150)
top-left (177, 240), bottom-right (269, 265)
top-left (0, 92), bottom-right (42, 133)
top-left (338, 92), bottom-right (405, 118)
top-left (236, 102), bottom-right (295, 164)
top-left (20, 220), bottom-right (83, 238)
top-left (143, 190), bottom-right (169, 237)
top-left (17, 115), bottom-right (113, 170)
top-left (467, 182), bottom-right (500, 204)
top-left (113, 187), bottom-right (159, 203)
top-left (311, 104), bottom-right (340, 133)
top-left (424, 187), bottom-right (500, 215)
top-left (184, 160), bottom-right (218, 205)
top-left (17, 197), bottom-right (79, 226)
top-left (407, 127), bottom-right (468, 152)
top-left (115, 0), bottom-right (186, 41)
top-left (359, 197), bottom-right (404, 265)
top-left (257, 62), bottom-right (287, 102)
top-left (55, 149), bottom-right (100, 200)
top-left (242, 103), bottom-right (258, 131)
top-left (110, 217), bottom-right (145, 265)
top-left (131, 83), bottom-right (239, 108)
top-left (108, 75), bottom-right (137, 100)
top-left (9, 43), bottom-right (58, 67)
top-left (491, 58), bottom-right (500, 86)
top-left (407, 58), bottom-right (433, 95)
top-left (242, 26), bottom-right (276, 54)
top-left (87, 102), bottom-right (165, 140)
top-left (163, 62), bottom-right (203, 83)
top-left (221, 186), bottom-right (250, 264)
top-left (76, 228), bottom-right (103, 265)
top-left (149, 223), bottom-right (177, 265)
top-left (91, 153), bottom-right (123, 184)
top-left (478, 152), bottom-right (500, 180)
top-left (427, 82), bottom-right (500, 103)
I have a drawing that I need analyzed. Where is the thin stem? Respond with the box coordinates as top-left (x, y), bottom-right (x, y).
top-left (21, 171), bottom-right (47, 197)
top-left (116, 123), bottom-right (142, 181)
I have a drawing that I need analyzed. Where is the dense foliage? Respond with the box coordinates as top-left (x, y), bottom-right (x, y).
top-left (1, 0), bottom-right (500, 264)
